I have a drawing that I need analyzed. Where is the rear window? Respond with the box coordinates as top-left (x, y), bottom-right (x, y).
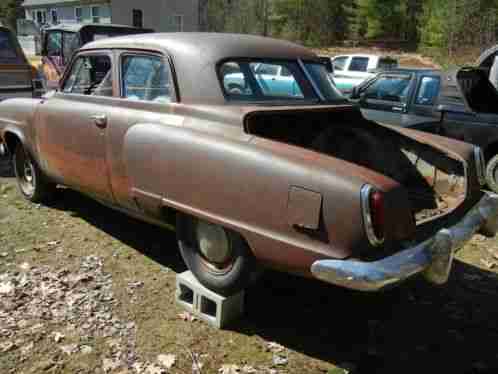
top-left (220, 60), bottom-right (308, 101)
top-left (0, 30), bottom-right (23, 64)
top-left (349, 57), bottom-right (370, 72)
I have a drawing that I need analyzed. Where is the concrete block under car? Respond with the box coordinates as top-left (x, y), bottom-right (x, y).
top-left (176, 271), bottom-right (244, 329)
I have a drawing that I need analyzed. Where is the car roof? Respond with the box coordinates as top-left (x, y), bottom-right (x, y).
top-left (80, 32), bottom-right (319, 104)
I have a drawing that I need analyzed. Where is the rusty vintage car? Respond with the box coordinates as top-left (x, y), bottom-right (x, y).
top-left (1, 33), bottom-right (498, 296)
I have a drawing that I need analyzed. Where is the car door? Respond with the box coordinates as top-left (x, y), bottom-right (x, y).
top-left (358, 72), bottom-right (414, 126)
top-left (405, 75), bottom-right (442, 128)
top-left (36, 50), bottom-right (115, 202)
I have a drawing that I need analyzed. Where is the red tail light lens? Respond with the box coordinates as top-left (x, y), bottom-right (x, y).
top-left (369, 190), bottom-right (385, 241)
top-left (361, 185), bottom-right (385, 246)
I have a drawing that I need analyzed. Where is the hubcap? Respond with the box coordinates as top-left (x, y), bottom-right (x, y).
top-left (15, 149), bottom-right (35, 196)
top-left (196, 221), bottom-right (232, 266)
top-left (24, 160), bottom-right (34, 184)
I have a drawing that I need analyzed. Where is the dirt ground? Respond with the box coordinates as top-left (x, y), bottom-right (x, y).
top-left (1, 154), bottom-right (498, 374)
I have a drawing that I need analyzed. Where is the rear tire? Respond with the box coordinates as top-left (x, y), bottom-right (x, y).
top-left (486, 154), bottom-right (498, 193)
top-left (177, 215), bottom-right (258, 296)
top-left (13, 144), bottom-right (55, 203)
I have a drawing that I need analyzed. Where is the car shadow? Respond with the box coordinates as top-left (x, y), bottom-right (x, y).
top-left (0, 156), bottom-right (14, 178)
top-left (238, 261), bottom-right (498, 374)
top-left (45, 187), bottom-right (187, 274)
top-left (44, 187), bottom-right (498, 374)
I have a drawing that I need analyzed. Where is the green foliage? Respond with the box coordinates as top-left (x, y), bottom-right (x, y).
top-left (0, 0), bottom-right (24, 31)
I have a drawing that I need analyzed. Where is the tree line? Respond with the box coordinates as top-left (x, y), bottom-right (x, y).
top-left (2, 0), bottom-right (498, 61)
top-left (206, 0), bottom-right (498, 60)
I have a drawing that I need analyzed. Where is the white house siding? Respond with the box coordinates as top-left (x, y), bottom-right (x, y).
top-left (24, 3), bottom-right (111, 26)
top-left (110, 0), bottom-right (201, 32)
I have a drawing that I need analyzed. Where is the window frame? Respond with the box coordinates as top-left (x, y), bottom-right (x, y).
top-left (133, 9), bottom-right (144, 28)
top-left (74, 6), bottom-right (83, 23)
top-left (50, 9), bottom-right (58, 24)
top-left (91, 6), bottom-right (101, 24)
top-left (172, 14), bottom-right (184, 32)
top-left (118, 50), bottom-right (178, 104)
top-left (413, 75), bottom-right (441, 106)
top-left (59, 50), bottom-right (115, 98)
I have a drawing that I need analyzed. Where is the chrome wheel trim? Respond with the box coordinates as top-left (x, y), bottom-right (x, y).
top-left (16, 150), bottom-right (35, 197)
top-left (195, 220), bottom-right (234, 274)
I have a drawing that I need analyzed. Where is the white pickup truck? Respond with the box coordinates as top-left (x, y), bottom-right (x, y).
top-left (331, 54), bottom-right (398, 95)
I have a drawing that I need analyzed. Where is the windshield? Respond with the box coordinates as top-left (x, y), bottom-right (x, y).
top-left (219, 59), bottom-right (346, 104)
top-left (0, 30), bottom-right (23, 64)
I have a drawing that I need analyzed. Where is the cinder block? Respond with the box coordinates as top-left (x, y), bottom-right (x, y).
top-left (175, 271), bottom-right (244, 329)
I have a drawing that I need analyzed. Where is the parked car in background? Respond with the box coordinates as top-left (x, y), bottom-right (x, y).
top-left (38, 23), bottom-right (154, 90)
top-left (1, 33), bottom-right (497, 297)
top-left (331, 54), bottom-right (398, 95)
top-left (223, 61), bottom-right (304, 97)
top-left (351, 68), bottom-right (441, 128)
top-left (352, 66), bottom-right (498, 193)
top-left (0, 26), bottom-right (43, 102)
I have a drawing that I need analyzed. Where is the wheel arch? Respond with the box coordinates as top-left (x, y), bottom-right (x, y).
top-left (484, 140), bottom-right (498, 163)
top-left (3, 130), bottom-right (25, 156)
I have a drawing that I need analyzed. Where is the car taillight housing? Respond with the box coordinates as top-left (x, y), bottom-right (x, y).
top-left (361, 184), bottom-right (385, 246)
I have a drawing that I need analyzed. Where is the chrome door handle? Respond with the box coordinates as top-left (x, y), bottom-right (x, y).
top-left (90, 114), bottom-right (107, 128)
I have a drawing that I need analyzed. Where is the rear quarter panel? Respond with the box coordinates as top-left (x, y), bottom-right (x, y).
top-left (123, 122), bottom-right (412, 274)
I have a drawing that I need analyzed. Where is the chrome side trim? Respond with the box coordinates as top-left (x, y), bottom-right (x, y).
top-left (474, 146), bottom-right (486, 186)
top-left (360, 184), bottom-right (384, 247)
top-left (311, 193), bottom-right (498, 291)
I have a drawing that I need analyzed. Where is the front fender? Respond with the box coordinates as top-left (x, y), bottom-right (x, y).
top-left (0, 98), bottom-right (41, 157)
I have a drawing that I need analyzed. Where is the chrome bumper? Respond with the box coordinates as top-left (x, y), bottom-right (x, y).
top-left (311, 193), bottom-right (498, 291)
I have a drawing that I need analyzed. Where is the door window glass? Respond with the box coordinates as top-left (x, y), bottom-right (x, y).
top-left (133, 9), bottom-right (144, 28)
top-left (46, 31), bottom-right (62, 57)
top-left (333, 57), bottom-right (348, 71)
top-left (62, 32), bottom-right (79, 64)
top-left (364, 74), bottom-right (412, 103)
top-left (349, 57), bottom-right (370, 72)
top-left (415, 76), bottom-right (440, 105)
top-left (62, 54), bottom-right (113, 96)
top-left (121, 55), bottom-right (172, 103)
top-left (0, 30), bottom-right (22, 63)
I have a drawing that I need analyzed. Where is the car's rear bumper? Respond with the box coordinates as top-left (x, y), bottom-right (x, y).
top-left (311, 193), bottom-right (498, 291)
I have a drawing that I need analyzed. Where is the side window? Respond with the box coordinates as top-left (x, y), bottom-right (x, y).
top-left (333, 57), bottom-right (348, 71)
top-left (121, 54), bottom-right (172, 103)
top-left (364, 74), bottom-right (412, 103)
top-left (62, 32), bottom-right (79, 64)
top-left (46, 31), bottom-right (62, 57)
top-left (349, 57), bottom-right (370, 72)
top-left (415, 76), bottom-right (441, 105)
top-left (62, 54), bottom-right (113, 97)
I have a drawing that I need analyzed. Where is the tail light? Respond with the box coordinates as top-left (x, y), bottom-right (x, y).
top-left (361, 184), bottom-right (385, 246)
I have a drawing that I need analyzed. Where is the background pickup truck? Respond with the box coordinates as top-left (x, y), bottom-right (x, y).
top-left (351, 68), bottom-right (442, 128)
top-left (331, 54), bottom-right (398, 95)
top-left (352, 65), bottom-right (498, 194)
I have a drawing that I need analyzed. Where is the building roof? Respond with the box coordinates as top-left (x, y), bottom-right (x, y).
top-left (22, 0), bottom-right (108, 8)
top-left (82, 32), bottom-right (319, 104)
